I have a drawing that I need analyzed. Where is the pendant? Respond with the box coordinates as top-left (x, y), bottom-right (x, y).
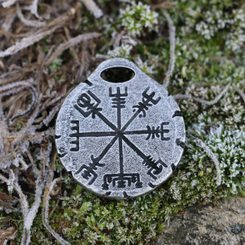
top-left (55, 58), bottom-right (185, 199)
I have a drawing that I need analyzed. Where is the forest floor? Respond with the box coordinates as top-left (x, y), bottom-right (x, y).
top-left (0, 0), bottom-right (244, 244)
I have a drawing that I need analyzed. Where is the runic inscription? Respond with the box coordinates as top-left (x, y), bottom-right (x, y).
top-left (68, 86), bottom-right (171, 190)
top-left (55, 59), bottom-right (186, 199)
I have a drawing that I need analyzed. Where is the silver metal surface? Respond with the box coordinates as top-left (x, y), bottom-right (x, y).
top-left (55, 58), bottom-right (185, 199)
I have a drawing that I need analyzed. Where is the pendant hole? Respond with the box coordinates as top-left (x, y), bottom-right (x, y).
top-left (100, 67), bottom-right (135, 83)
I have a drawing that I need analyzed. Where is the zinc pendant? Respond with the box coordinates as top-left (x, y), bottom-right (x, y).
top-left (55, 58), bottom-right (185, 199)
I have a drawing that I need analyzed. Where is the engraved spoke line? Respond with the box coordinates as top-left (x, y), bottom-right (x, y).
top-left (121, 134), bottom-right (167, 180)
top-left (118, 136), bottom-right (124, 175)
top-left (121, 135), bottom-right (156, 166)
top-left (88, 106), bottom-right (118, 131)
top-left (69, 126), bottom-right (170, 139)
top-left (70, 131), bottom-right (116, 137)
top-left (116, 91), bottom-right (124, 175)
top-left (80, 87), bottom-right (162, 176)
top-left (70, 126), bottom-right (170, 139)
top-left (109, 87), bottom-right (128, 176)
top-left (73, 87), bottom-right (162, 139)
top-left (93, 135), bottom-right (118, 162)
top-left (121, 135), bottom-right (149, 162)
top-left (74, 86), bottom-right (162, 159)
top-left (72, 87), bottom-right (165, 185)
top-left (122, 87), bottom-right (160, 132)
top-left (74, 90), bottom-right (118, 131)
top-left (76, 87), bottom-right (158, 135)
top-left (75, 135), bottom-right (118, 175)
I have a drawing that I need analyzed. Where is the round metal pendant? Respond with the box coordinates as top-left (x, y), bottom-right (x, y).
top-left (55, 58), bottom-right (185, 199)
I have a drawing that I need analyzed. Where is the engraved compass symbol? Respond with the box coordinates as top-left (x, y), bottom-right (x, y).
top-left (55, 58), bottom-right (185, 199)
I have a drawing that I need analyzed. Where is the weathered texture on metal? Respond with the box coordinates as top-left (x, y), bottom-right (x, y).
top-left (55, 58), bottom-right (185, 199)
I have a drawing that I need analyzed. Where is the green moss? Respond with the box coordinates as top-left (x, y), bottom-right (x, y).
top-left (32, 122), bottom-right (244, 244)
top-left (49, 58), bottom-right (63, 72)
top-left (31, 142), bottom-right (230, 245)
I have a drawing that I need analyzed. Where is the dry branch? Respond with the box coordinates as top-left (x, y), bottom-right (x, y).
top-left (1, 0), bottom-right (17, 8)
top-left (152, 2), bottom-right (175, 10)
top-left (0, 226), bottom-right (16, 244)
top-left (43, 176), bottom-right (71, 245)
top-left (2, 12), bottom-right (16, 31)
top-left (28, 0), bottom-right (41, 18)
top-left (21, 175), bottom-right (45, 245)
top-left (163, 11), bottom-right (176, 89)
top-left (10, 170), bottom-right (29, 217)
top-left (16, 3), bottom-right (46, 27)
top-left (0, 100), bottom-right (8, 133)
top-left (194, 138), bottom-right (222, 186)
top-left (0, 26), bottom-right (58, 58)
top-left (174, 84), bottom-right (230, 106)
top-left (0, 78), bottom-right (38, 121)
top-left (45, 32), bottom-right (101, 65)
top-left (81, 0), bottom-right (103, 18)
top-left (0, 7), bottom-right (76, 57)
top-left (234, 85), bottom-right (245, 104)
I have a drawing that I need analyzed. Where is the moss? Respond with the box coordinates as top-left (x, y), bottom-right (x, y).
top-left (49, 58), bottom-right (63, 72)
top-left (43, 1), bottom-right (243, 243)
top-left (31, 142), bottom-right (231, 245)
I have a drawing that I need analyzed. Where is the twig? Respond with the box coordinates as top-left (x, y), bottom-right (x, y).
top-left (21, 175), bottom-right (45, 245)
top-left (64, 27), bottom-right (80, 63)
top-left (81, 0), bottom-right (103, 18)
top-left (0, 143), bottom-right (51, 245)
top-left (16, 3), bottom-right (46, 27)
top-left (43, 175), bottom-right (71, 245)
top-left (0, 100), bottom-right (8, 133)
top-left (152, 2), bottom-right (175, 10)
top-left (0, 7), bottom-right (76, 57)
top-left (0, 78), bottom-right (38, 121)
top-left (2, 12), bottom-right (16, 31)
top-left (0, 173), bottom-right (9, 186)
top-left (27, 0), bottom-right (41, 18)
top-left (42, 106), bottom-right (59, 125)
top-left (0, 226), bottom-right (16, 245)
top-left (0, 26), bottom-right (59, 58)
top-left (1, 0), bottom-right (17, 8)
top-left (194, 138), bottom-right (222, 186)
top-left (37, 105), bottom-right (60, 129)
top-left (163, 11), bottom-right (176, 89)
top-left (0, 101), bottom-right (8, 157)
top-left (38, 95), bottom-right (64, 114)
top-left (174, 84), bottom-right (230, 106)
top-left (10, 170), bottom-right (29, 218)
top-left (234, 85), bottom-right (245, 104)
top-left (20, 143), bottom-right (51, 245)
top-left (0, 78), bottom-right (34, 95)
top-left (10, 85), bottom-right (37, 122)
top-left (45, 32), bottom-right (101, 65)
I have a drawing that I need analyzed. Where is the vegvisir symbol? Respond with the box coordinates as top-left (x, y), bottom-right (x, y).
top-left (70, 86), bottom-right (170, 190)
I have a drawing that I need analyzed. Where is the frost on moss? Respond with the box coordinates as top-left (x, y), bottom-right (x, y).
top-left (107, 44), bottom-right (133, 58)
top-left (120, 2), bottom-right (158, 37)
top-left (205, 127), bottom-right (245, 194)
